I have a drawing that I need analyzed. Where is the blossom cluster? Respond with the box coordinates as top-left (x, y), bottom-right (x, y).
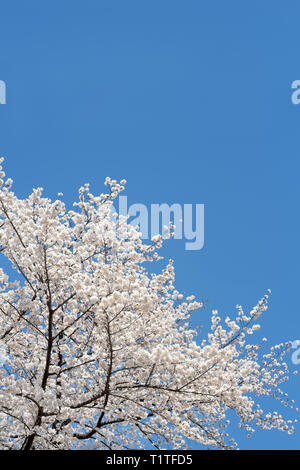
top-left (0, 159), bottom-right (296, 450)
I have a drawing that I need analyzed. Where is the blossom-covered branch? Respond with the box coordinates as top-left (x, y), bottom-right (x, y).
top-left (0, 159), bottom-right (297, 450)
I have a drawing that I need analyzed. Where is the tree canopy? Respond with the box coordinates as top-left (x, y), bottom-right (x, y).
top-left (0, 160), bottom-right (296, 450)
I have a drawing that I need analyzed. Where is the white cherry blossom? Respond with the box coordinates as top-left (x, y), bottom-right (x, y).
top-left (0, 159), bottom-right (296, 450)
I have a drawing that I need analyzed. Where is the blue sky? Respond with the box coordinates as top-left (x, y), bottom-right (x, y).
top-left (0, 0), bottom-right (300, 449)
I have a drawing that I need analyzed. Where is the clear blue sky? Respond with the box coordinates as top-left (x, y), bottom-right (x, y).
top-left (0, 0), bottom-right (299, 450)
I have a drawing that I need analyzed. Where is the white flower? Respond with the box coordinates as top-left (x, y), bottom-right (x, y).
top-left (0, 160), bottom-right (295, 451)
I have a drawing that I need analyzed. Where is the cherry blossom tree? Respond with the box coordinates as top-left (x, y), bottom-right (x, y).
top-left (0, 159), bottom-right (297, 450)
